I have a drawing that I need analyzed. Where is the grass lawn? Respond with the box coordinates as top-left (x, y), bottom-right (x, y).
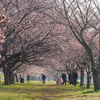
top-left (0, 81), bottom-right (100, 100)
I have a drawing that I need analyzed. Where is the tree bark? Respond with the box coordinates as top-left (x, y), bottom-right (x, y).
top-left (3, 69), bottom-right (9, 85)
top-left (80, 69), bottom-right (84, 86)
top-left (10, 71), bottom-right (14, 84)
top-left (15, 73), bottom-right (19, 82)
top-left (14, 74), bottom-right (15, 82)
top-left (87, 72), bottom-right (91, 88)
top-left (92, 70), bottom-right (100, 90)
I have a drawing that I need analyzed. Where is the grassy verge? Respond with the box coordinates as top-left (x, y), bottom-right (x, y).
top-left (0, 73), bottom-right (4, 82)
top-left (0, 81), bottom-right (100, 100)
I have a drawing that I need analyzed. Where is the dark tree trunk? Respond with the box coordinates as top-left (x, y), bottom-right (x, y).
top-left (87, 72), bottom-right (91, 88)
top-left (80, 69), bottom-right (84, 86)
top-left (15, 73), bottom-right (19, 82)
top-left (3, 69), bottom-right (9, 85)
top-left (93, 70), bottom-right (100, 90)
top-left (10, 72), bottom-right (14, 84)
top-left (14, 74), bottom-right (15, 82)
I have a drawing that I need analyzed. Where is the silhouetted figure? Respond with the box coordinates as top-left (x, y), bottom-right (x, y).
top-left (42, 74), bottom-right (46, 84)
top-left (27, 74), bottom-right (30, 82)
top-left (20, 77), bottom-right (24, 83)
top-left (72, 70), bottom-right (78, 86)
top-left (62, 72), bottom-right (67, 85)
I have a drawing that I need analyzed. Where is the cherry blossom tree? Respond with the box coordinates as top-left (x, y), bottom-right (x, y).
top-left (0, 0), bottom-right (62, 85)
top-left (38, 0), bottom-right (99, 90)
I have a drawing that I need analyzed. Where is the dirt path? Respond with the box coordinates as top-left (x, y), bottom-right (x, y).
top-left (42, 85), bottom-right (54, 100)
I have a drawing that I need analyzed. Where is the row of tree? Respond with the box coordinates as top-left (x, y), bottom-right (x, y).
top-left (40, 0), bottom-right (99, 90)
top-left (0, 0), bottom-right (62, 85)
top-left (0, 0), bottom-right (99, 91)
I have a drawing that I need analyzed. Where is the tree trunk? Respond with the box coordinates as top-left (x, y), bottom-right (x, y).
top-left (14, 74), bottom-right (15, 82)
top-left (93, 70), bottom-right (100, 90)
top-left (80, 69), bottom-right (84, 86)
top-left (15, 73), bottom-right (19, 82)
top-left (87, 72), bottom-right (91, 88)
top-left (3, 69), bottom-right (9, 85)
top-left (10, 72), bottom-right (14, 84)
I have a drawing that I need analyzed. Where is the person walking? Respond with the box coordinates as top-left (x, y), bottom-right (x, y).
top-left (62, 72), bottom-right (67, 85)
top-left (27, 74), bottom-right (30, 82)
top-left (42, 74), bottom-right (46, 84)
top-left (56, 70), bottom-right (61, 85)
top-left (72, 70), bottom-right (78, 86)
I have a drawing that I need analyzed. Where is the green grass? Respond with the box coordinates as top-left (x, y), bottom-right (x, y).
top-left (0, 81), bottom-right (100, 100)
top-left (0, 73), bottom-right (4, 82)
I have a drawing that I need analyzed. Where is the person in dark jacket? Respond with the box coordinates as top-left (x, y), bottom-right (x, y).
top-left (72, 70), bottom-right (78, 86)
top-left (27, 74), bottom-right (30, 82)
top-left (42, 74), bottom-right (46, 84)
top-left (62, 72), bottom-right (67, 85)
top-left (20, 77), bottom-right (24, 83)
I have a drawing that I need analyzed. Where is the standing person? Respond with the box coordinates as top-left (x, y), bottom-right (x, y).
top-left (56, 70), bottom-right (61, 85)
top-left (72, 70), bottom-right (78, 86)
top-left (27, 74), bottom-right (30, 82)
top-left (62, 72), bottom-right (67, 85)
top-left (42, 74), bottom-right (46, 84)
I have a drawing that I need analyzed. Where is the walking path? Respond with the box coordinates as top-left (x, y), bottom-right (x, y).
top-left (43, 85), bottom-right (54, 100)
top-left (41, 82), bottom-right (100, 100)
